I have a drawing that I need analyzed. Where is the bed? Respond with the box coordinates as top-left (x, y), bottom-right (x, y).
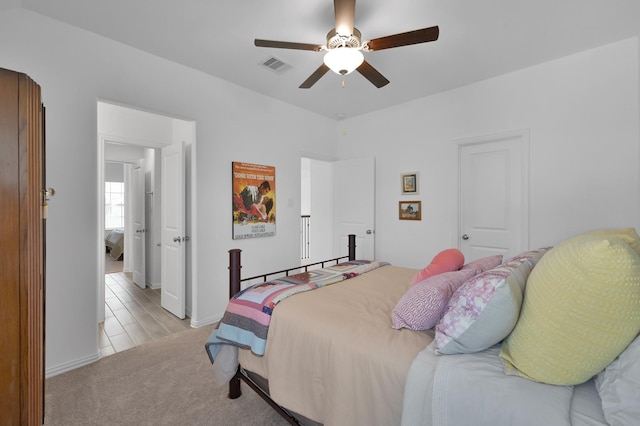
top-left (105, 229), bottom-right (124, 260)
top-left (206, 231), bottom-right (640, 426)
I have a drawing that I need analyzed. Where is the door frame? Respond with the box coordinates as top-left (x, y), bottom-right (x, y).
top-left (96, 109), bottom-right (197, 324)
top-left (453, 129), bottom-right (530, 254)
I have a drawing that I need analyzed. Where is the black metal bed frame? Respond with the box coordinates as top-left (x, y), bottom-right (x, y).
top-left (226, 234), bottom-right (357, 425)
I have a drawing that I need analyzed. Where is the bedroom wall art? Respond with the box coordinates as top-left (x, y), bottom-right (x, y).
top-left (232, 162), bottom-right (276, 239)
top-left (399, 201), bottom-right (422, 220)
top-left (401, 172), bottom-right (419, 195)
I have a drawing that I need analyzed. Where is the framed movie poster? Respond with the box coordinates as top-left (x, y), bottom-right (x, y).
top-left (232, 162), bottom-right (276, 239)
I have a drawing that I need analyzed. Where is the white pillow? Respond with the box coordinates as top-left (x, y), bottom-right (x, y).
top-left (594, 334), bottom-right (640, 425)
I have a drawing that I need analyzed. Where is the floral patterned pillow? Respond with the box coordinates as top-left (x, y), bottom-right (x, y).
top-left (434, 248), bottom-right (551, 355)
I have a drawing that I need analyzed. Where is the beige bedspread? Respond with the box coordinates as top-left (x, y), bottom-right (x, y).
top-left (239, 265), bottom-right (433, 426)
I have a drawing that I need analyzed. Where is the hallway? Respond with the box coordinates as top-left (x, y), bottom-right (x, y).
top-left (99, 271), bottom-right (191, 357)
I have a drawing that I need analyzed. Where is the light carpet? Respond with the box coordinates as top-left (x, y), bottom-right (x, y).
top-left (44, 325), bottom-right (290, 425)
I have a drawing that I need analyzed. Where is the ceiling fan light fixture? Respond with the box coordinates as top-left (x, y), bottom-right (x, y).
top-left (254, 2), bottom-right (439, 88)
top-left (323, 48), bottom-right (364, 75)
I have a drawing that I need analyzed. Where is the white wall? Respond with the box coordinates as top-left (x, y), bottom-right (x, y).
top-left (104, 143), bottom-right (145, 162)
top-left (0, 8), bottom-right (336, 375)
top-left (337, 37), bottom-right (640, 269)
top-left (104, 162), bottom-right (123, 182)
top-left (301, 158), bottom-right (311, 216)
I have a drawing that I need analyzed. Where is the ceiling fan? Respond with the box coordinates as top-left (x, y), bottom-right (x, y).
top-left (254, 0), bottom-right (439, 89)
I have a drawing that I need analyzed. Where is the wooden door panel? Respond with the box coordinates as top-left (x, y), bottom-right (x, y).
top-left (0, 68), bottom-right (44, 425)
top-left (0, 66), bottom-right (22, 426)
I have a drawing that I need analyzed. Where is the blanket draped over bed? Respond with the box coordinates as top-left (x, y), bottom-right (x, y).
top-left (206, 260), bottom-right (389, 361)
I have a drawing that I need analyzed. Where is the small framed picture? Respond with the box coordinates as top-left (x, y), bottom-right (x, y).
top-left (399, 201), bottom-right (421, 221)
top-left (401, 172), bottom-right (419, 195)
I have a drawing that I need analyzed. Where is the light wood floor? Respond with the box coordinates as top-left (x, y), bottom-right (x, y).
top-left (99, 271), bottom-right (191, 357)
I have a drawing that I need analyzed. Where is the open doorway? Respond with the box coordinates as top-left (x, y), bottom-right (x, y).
top-left (97, 101), bottom-right (197, 355)
top-left (104, 161), bottom-right (125, 274)
top-left (301, 156), bottom-right (376, 262)
top-left (300, 157), bottom-right (333, 264)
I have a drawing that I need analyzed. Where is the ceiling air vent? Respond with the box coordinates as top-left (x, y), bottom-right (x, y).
top-left (259, 56), bottom-right (293, 74)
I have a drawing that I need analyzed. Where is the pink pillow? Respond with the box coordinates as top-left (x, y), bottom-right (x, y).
top-left (460, 254), bottom-right (503, 275)
top-left (392, 269), bottom-right (477, 330)
top-left (410, 248), bottom-right (465, 285)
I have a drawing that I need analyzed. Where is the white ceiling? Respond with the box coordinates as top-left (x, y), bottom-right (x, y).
top-left (10, 0), bottom-right (640, 119)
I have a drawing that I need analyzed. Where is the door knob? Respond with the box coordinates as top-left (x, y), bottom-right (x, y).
top-left (173, 236), bottom-right (181, 243)
top-left (44, 187), bottom-right (56, 198)
top-left (462, 234), bottom-right (470, 240)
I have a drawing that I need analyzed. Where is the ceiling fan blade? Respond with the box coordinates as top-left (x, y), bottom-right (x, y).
top-left (356, 60), bottom-right (389, 88)
top-left (334, 0), bottom-right (356, 36)
top-left (255, 39), bottom-right (322, 52)
top-left (366, 26), bottom-right (439, 51)
top-left (299, 64), bottom-right (330, 89)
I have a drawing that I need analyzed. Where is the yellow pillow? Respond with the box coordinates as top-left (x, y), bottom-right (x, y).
top-left (586, 227), bottom-right (640, 255)
top-left (500, 229), bottom-right (640, 385)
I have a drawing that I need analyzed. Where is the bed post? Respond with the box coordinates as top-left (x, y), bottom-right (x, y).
top-left (348, 234), bottom-right (356, 261)
top-left (229, 248), bottom-right (242, 298)
top-left (228, 248), bottom-right (242, 399)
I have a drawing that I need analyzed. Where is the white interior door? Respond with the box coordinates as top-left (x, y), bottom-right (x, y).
top-left (132, 159), bottom-right (146, 289)
top-left (161, 142), bottom-right (185, 319)
top-left (458, 131), bottom-right (529, 261)
top-left (333, 156), bottom-right (375, 260)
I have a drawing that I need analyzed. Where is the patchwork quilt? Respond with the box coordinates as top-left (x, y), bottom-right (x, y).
top-left (206, 260), bottom-right (388, 361)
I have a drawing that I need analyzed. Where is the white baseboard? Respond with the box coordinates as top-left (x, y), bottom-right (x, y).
top-left (46, 315), bottom-right (221, 376)
top-left (45, 351), bottom-right (100, 378)
top-left (146, 280), bottom-right (160, 290)
top-left (189, 313), bottom-right (222, 328)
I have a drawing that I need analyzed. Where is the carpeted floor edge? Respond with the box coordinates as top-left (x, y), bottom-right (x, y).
top-left (44, 325), bottom-right (289, 425)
